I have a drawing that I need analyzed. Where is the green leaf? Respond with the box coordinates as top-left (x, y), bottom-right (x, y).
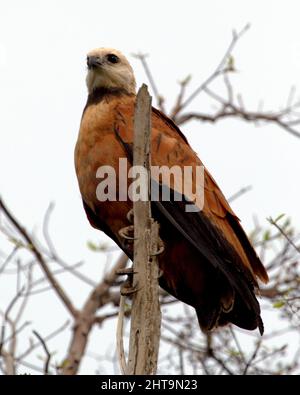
top-left (263, 230), bottom-right (270, 241)
top-left (274, 213), bottom-right (285, 223)
top-left (87, 240), bottom-right (110, 252)
top-left (181, 74), bottom-right (191, 85)
top-left (227, 55), bottom-right (235, 71)
top-left (87, 240), bottom-right (98, 251)
top-left (8, 237), bottom-right (25, 248)
top-left (58, 359), bottom-right (69, 369)
top-left (124, 303), bottom-right (132, 313)
top-left (228, 349), bottom-right (241, 357)
top-left (273, 300), bottom-right (285, 309)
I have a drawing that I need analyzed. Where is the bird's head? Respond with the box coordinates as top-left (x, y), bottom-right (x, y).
top-left (86, 48), bottom-right (136, 95)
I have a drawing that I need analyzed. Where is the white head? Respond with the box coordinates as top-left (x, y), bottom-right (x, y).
top-left (86, 48), bottom-right (136, 95)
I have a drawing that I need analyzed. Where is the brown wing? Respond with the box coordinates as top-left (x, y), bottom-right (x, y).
top-left (113, 97), bottom-right (268, 286)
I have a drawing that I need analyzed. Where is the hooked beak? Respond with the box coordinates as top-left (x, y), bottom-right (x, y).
top-left (87, 56), bottom-right (102, 69)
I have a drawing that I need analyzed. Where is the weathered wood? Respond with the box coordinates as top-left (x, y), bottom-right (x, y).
top-left (126, 84), bottom-right (162, 375)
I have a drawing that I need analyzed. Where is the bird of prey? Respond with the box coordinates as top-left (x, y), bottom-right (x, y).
top-left (75, 48), bottom-right (269, 334)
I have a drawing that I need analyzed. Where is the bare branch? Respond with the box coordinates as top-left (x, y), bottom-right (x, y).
top-left (177, 24), bottom-right (250, 112)
top-left (17, 320), bottom-right (69, 361)
top-left (170, 75), bottom-right (191, 119)
top-left (133, 53), bottom-right (165, 112)
top-left (61, 253), bottom-right (128, 375)
top-left (42, 203), bottom-right (96, 287)
top-left (0, 198), bottom-right (77, 318)
top-left (268, 217), bottom-right (300, 254)
top-left (0, 246), bottom-right (19, 275)
top-left (242, 340), bottom-right (262, 374)
top-left (126, 85), bottom-right (161, 375)
top-left (228, 185), bottom-right (252, 203)
top-left (175, 94), bottom-right (300, 139)
top-left (32, 330), bottom-right (51, 375)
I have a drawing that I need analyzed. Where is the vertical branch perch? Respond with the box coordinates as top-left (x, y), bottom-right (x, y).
top-left (126, 84), bottom-right (162, 375)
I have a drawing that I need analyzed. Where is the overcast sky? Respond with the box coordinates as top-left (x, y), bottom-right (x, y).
top-left (1, 0), bottom-right (300, 374)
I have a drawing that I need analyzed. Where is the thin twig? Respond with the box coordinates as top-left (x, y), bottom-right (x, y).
top-left (170, 75), bottom-right (191, 119)
top-left (132, 53), bottom-right (165, 112)
top-left (229, 326), bottom-right (246, 365)
top-left (268, 217), bottom-right (300, 254)
top-left (0, 321), bottom-right (30, 348)
top-left (32, 330), bottom-right (51, 374)
top-left (0, 198), bottom-right (77, 317)
top-left (228, 185), bottom-right (252, 203)
top-left (178, 24), bottom-right (250, 111)
top-left (17, 320), bottom-right (69, 361)
top-left (42, 203), bottom-right (96, 287)
top-left (0, 246), bottom-right (19, 274)
top-left (242, 340), bottom-right (262, 375)
top-left (61, 253), bottom-right (128, 375)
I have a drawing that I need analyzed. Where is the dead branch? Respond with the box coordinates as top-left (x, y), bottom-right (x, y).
top-left (32, 330), bottom-right (51, 375)
top-left (175, 24), bottom-right (250, 114)
top-left (136, 25), bottom-right (300, 140)
top-left (133, 53), bottom-right (165, 113)
top-left (17, 320), bottom-right (69, 362)
top-left (0, 198), bottom-right (77, 318)
top-left (42, 203), bottom-right (96, 287)
top-left (228, 185), bottom-right (252, 203)
top-left (268, 216), bottom-right (300, 254)
top-left (125, 84), bottom-right (162, 375)
top-left (61, 253), bottom-right (128, 375)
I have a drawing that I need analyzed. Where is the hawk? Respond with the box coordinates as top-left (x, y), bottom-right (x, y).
top-left (75, 48), bottom-right (268, 333)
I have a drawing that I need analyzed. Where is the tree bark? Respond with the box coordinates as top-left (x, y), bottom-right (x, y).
top-left (126, 84), bottom-right (161, 375)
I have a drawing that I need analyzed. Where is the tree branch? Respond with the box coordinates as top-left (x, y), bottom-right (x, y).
top-left (126, 85), bottom-right (162, 375)
top-left (174, 24), bottom-right (250, 114)
top-left (61, 253), bottom-right (128, 375)
top-left (32, 330), bottom-right (51, 375)
top-left (0, 198), bottom-right (77, 318)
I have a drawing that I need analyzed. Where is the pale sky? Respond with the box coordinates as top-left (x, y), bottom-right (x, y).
top-left (1, 0), bottom-right (300, 374)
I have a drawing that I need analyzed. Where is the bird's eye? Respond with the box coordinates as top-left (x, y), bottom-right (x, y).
top-left (106, 54), bottom-right (119, 64)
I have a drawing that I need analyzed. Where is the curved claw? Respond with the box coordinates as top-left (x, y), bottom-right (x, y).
top-left (116, 267), bottom-right (137, 276)
top-left (126, 209), bottom-right (134, 224)
top-left (118, 225), bottom-right (135, 240)
top-left (151, 245), bottom-right (165, 256)
top-left (151, 239), bottom-right (165, 256)
top-left (120, 284), bottom-right (139, 296)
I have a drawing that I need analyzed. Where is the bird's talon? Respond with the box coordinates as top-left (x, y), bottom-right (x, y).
top-left (151, 239), bottom-right (165, 256)
top-left (118, 225), bottom-right (135, 240)
top-left (151, 245), bottom-right (165, 256)
top-left (126, 209), bottom-right (134, 224)
top-left (120, 284), bottom-right (139, 296)
top-left (116, 267), bottom-right (137, 276)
